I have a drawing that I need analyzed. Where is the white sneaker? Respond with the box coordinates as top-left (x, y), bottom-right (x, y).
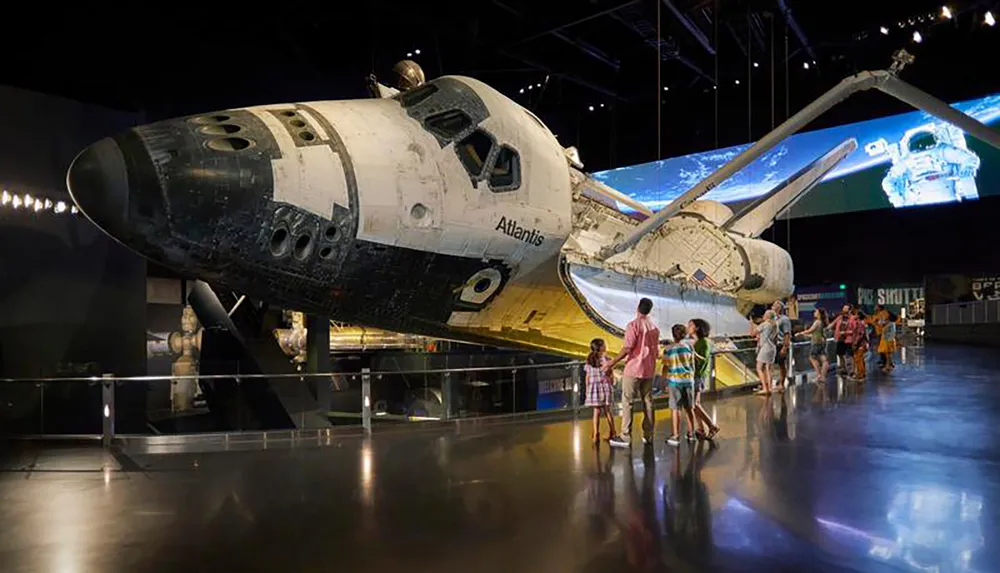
top-left (609, 436), bottom-right (631, 449)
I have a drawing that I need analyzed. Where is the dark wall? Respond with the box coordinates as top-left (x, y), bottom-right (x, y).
top-left (0, 85), bottom-right (145, 379)
top-left (772, 195), bottom-right (1000, 286)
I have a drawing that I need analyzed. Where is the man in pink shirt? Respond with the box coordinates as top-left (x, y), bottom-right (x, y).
top-left (830, 304), bottom-right (859, 377)
top-left (604, 298), bottom-right (660, 447)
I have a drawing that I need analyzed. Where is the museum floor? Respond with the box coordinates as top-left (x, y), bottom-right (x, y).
top-left (1, 344), bottom-right (997, 572)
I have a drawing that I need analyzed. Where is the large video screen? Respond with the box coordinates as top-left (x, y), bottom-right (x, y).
top-left (593, 93), bottom-right (1000, 218)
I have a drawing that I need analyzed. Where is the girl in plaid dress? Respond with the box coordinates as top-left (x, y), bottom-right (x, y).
top-left (585, 338), bottom-right (619, 444)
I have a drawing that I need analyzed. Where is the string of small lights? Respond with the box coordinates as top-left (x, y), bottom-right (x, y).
top-left (0, 190), bottom-right (78, 215)
top-left (859, 4), bottom-right (996, 44)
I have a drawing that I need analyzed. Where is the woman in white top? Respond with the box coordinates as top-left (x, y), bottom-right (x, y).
top-left (751, 310), bottom-right (778, 396)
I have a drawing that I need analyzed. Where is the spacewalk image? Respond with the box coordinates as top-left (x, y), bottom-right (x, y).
top-left (867, 122), bottom-right (982, 208)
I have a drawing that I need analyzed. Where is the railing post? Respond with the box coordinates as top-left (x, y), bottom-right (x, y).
top-left (709, 353), bottom-right (717, 393)
top-left (361, 367), bottom-right (372, 434)
top-left (511, 369), bottom-right (517, 414)
top-left (571, 364), bottom-right (581, 413)
top-left (101, 373), bottom-right (115, 448)
top-left (442, 371), bottom-right (453, 420)
top-left (38, 382), bottom-right (45, 434)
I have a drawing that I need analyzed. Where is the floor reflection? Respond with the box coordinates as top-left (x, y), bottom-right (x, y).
top-left (3, 345), bottom-right (1000, 573)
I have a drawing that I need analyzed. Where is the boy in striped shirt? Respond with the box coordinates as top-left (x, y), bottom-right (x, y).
top-left (663, 324), bottom-right (697, 446)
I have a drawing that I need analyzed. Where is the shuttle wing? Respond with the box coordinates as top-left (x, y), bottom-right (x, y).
top-left (723, 138), bottom-right (857, 238)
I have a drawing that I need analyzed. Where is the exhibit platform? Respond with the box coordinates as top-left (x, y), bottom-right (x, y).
top-left (1, 344), bottom-right (997, 572)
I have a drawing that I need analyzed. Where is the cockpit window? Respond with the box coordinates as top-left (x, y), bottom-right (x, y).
top-left (908, 132), bottom-right (937, 153)
top-left (397, 83), bottom-right (439, 108)
top-left (425, 109), bottom-right (473, 140)
top-left (456, 129), bottom-right (495, 178)
top-left (489, 146), bottom-right (521, 192)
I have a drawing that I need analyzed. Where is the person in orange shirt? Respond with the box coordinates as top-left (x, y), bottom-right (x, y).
top-left (869, 304), bottom-right (890, 369)
top-left (852, 308), bottom-right (868, 381)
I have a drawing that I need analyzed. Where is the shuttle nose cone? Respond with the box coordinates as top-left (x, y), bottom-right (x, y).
top-left (67, 137), bottom-right (129, 235)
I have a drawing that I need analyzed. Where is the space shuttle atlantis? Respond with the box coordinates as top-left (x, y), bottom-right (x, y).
top-left (67, 59), bottom-right (1000, 356)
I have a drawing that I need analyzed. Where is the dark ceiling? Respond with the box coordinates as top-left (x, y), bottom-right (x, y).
top-left (7, 0), bottom-right (1000, 171)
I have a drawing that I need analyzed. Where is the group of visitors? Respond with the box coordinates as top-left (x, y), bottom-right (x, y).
top-left (748, 301), bottom-right (793, 395)
top-left (794, 303), bottom-right (898, 382)
top-left (582, 296), bottom-right (902, 449)
top-left (751, 301), bottom-right (900, 392)
top-left (583, 297), bottom-right (721, 449)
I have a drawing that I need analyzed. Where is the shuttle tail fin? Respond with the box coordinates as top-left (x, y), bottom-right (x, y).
top-left (723, 138), bottom-right (857, 238)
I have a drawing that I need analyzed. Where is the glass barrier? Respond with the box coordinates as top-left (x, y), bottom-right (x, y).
top-left (0, 341), bottom-right (834, 439)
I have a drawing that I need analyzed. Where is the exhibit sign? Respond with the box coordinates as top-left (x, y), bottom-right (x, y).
top-left (857, 285), bottom-right (924, 309)
top-left (971, 276), bottom-right (1000, 300)
top-left (594, 92), bottom-right (1000, 218)
top-left (793, 286), bottom-right (850, 322)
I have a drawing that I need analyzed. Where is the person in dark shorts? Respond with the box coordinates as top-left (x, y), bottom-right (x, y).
top-left (687, 318), bottom-right (721, 441)
top-left (796, 308), bottom-right (830, 380)
top-left (662, 324), bottom-right (697, 446)
top-left (829, 304), bottom-right (854, 377)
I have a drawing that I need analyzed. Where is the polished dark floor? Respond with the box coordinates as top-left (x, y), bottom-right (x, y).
top-left (1, 344), bottom-right (998, 572)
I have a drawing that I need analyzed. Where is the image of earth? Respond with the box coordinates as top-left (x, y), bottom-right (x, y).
top-left (593, 93), bottom-right (1000, 212)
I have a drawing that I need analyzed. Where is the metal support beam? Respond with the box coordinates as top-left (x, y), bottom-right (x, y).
top-left (306, 314), bottom-right (332, 412)
top-left (777, 0), bottom-right (818, 65)
top-left (662, 0), bottom-right (715, 55)
top-left (598, 70), bottom-right (1000, 259)
top-left (675, 54), bottom-right (716, 84)
top-left (551, 31), bottom-right (621, 70)
top-left (498, 50), bottom-right (626, 101)
top-left (493, 0), bottom-right (622, 70)
top-left (726, 21), bottom-right (749, 58)
top-left (504, 0), bottom-right (642, 47)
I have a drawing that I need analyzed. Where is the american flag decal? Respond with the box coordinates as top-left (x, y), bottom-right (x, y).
top-left (691, 269), bottom-right (718, 288)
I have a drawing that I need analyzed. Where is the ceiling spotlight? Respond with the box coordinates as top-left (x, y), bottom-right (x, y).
top-left (536, 83), bottom-right (541, 88)
top-left (406, 52), bottom-right (413, 57)
top-left (0, 190), bottom-right (8, 205)
top-left (880, 26), bottom-right (889, 35)
top-left (33, 200), bottom-right (42, 212)
top-left (803, 61), bottom-right (810, 70)
top-left (913, 30), bottom-right (923, 43)
top-left (23, 194), bottom-right (33, 208)
top-left (663, 86), bottom-right (669, 91)
top-left (414, 49), bottom-right (421, 55)
top-left (942, 6), bottom-right (952, 19)
top-left (986, 11), bottom-right (996, 26)
top-left (588, 105), bottom-right (595, 111)
top-left (12, 195), bottom-right (21, 209)
top-left (753, 61), bottom-right (760, 68)
top-left (528, 85), bottom-right (533, 90)
top-left (519, 88), bottom-right (524, 94)
top-left (54, 201), bottom-right (67, 214)
top-left (44, 199), bottom-right (52, 209)
top-left (71, 205), bottom-right (79, 214)
top-left (712, 85), bottom-right (717, 90)
top-left (599, 103), bottom-right (605, 108)
top-left (734, 79), bottom-right (741, 85)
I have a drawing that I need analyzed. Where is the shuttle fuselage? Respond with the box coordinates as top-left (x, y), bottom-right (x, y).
top-left (67, 75), bottom-right (799, 355)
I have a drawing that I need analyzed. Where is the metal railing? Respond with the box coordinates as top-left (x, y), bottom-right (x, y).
top-left (0, 341), bottom-right (827, 445)
top-left (930, 299), bottom-right (1000, 326)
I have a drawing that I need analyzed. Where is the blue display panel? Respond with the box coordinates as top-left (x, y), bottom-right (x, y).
top-left (593, 93), bottom-right (1000, 218)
